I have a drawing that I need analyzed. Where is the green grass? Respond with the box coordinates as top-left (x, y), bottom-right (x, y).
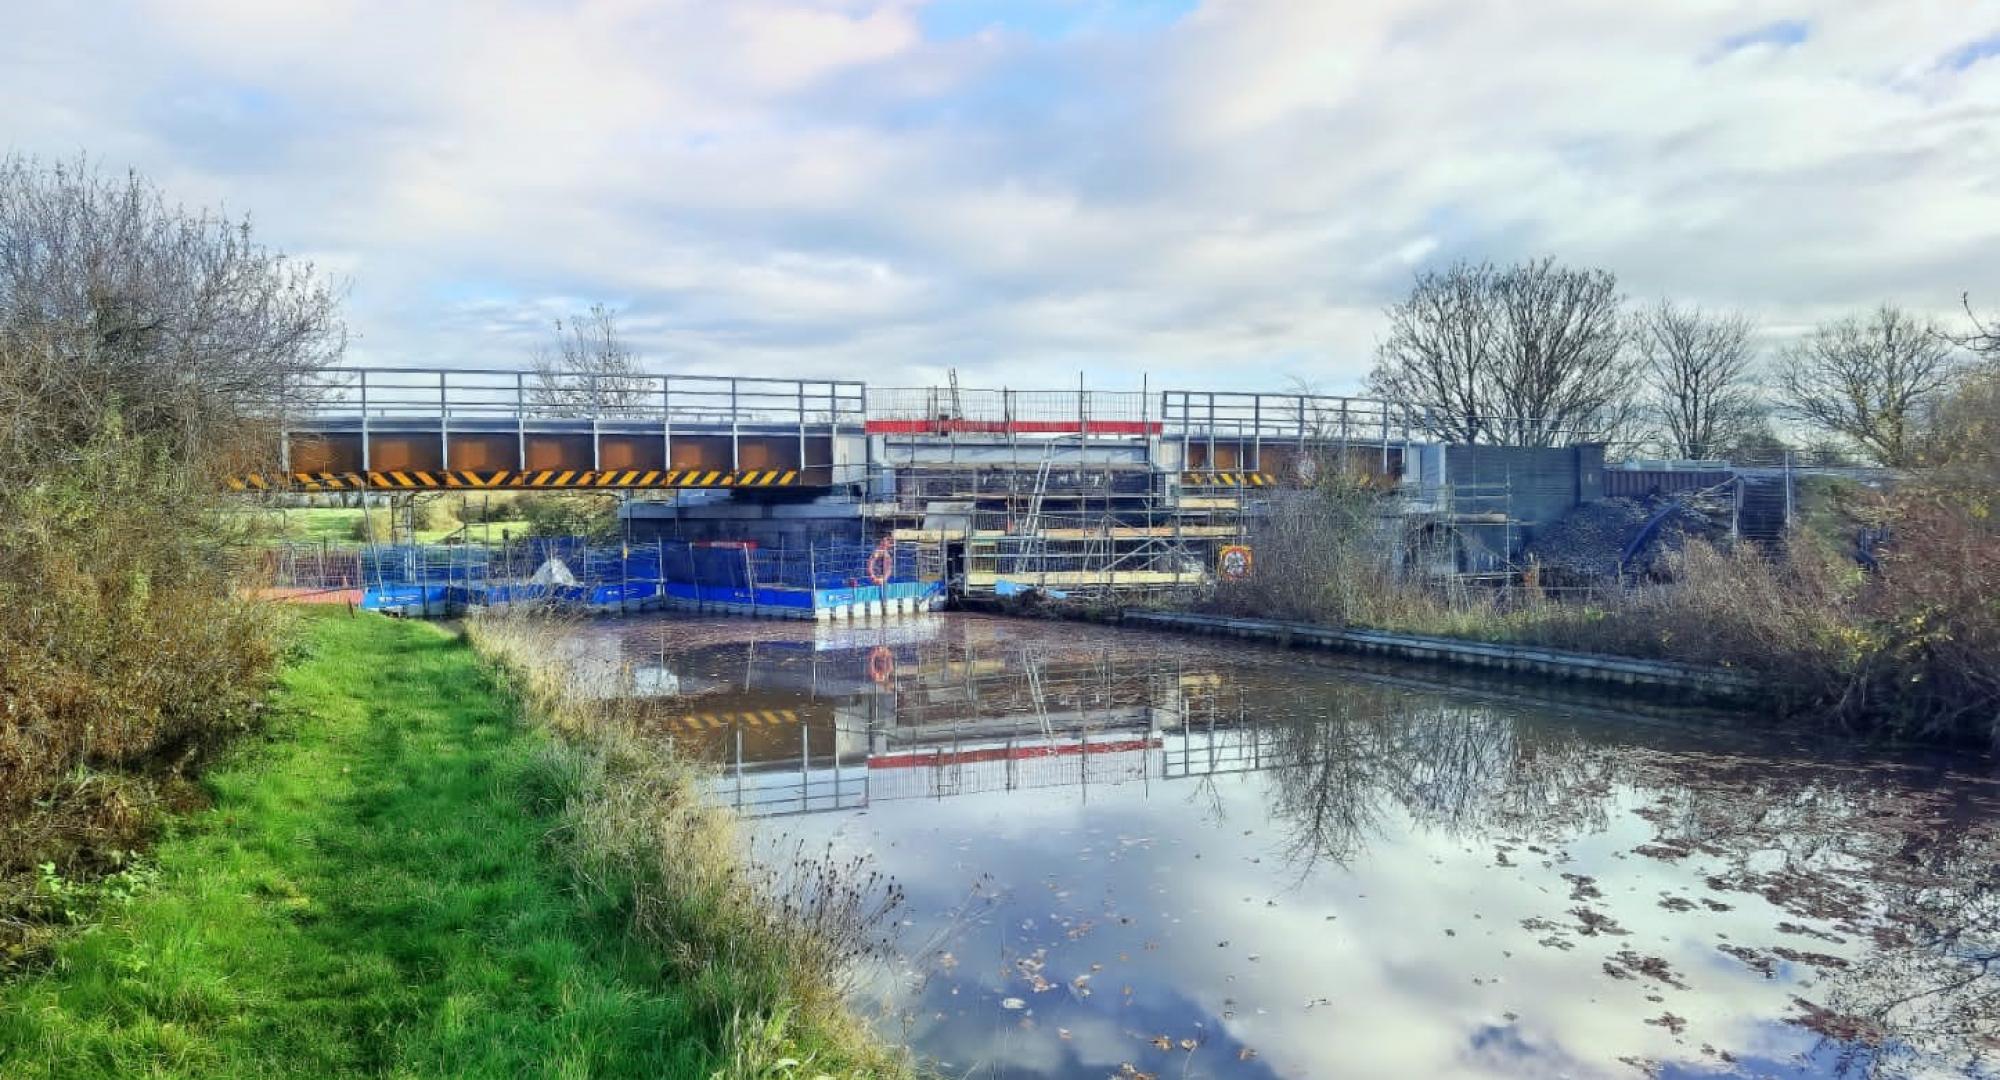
top-left (243, 507), bottom-right (531, 546)
top-left (0, 613), bottom-right (727, 1078)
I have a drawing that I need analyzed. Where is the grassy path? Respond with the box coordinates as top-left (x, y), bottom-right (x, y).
top-left (0, 613), bottom-right (714, 1078)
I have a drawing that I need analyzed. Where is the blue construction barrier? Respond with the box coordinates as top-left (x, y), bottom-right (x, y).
top-left (357, 536), bottom-right (941, 619)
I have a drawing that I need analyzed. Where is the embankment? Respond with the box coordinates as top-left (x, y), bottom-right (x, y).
top-left (0, 612), bottom-right (906, 1079)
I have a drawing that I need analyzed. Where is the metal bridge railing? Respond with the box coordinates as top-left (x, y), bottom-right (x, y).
top-left (286, 368), bottom-right (867, 429)
top-left (268, 369), bottom-right (1601, 450)
top-left (1159, 390), bottom-right (1411, 443)
top-left (865, 387), bottom-right (1156, 434)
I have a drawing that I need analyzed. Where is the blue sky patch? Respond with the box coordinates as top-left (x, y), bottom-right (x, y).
top-left (920, 0), bottom-right (1197, 42)
top-left (1717, 18), bottom-right (1810, 55)
top-left (1941, 32), bottom-right (2000, 71)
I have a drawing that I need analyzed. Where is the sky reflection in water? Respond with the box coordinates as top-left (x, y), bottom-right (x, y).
top-left (583, 614), bottom-right (2000, 1079)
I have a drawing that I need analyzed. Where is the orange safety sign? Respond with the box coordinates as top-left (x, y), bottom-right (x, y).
top-left (1218, 544), bottom-right (1253, 581)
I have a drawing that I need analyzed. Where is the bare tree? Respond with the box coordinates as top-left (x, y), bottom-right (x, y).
top-left (1634, 301), bottom-right (1761, 460)
top-left (527, 303), bottom-right (654, 416)
top-left (1953, 293), bottom-right (1999, 362)
top-left (1775, 305), bottom-right (1960, 468)
top-left (0, 154), bottom-right (344, 481)
top-left (1370, 258), bottom-right (1636, 446)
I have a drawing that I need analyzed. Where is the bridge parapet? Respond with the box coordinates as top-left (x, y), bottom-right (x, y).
top-left (272, 368), bottom-right (867, 488)
top-left (243, 368), bottom-right (1446, 492)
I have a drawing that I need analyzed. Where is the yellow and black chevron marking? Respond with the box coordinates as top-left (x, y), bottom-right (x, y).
top-left (670, 709), bottom-right (802, 732)
top-left (226, 468), bottom-right (804, 492)
top-left (1180, 471), bottom-right (1275, 487)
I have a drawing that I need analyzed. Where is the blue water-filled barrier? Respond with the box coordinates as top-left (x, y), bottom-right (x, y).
top-left (356, 538), bottom-right (942, 620)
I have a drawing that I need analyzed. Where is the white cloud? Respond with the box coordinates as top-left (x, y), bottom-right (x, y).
top-left (3, 0), bottom-right (1998, 390)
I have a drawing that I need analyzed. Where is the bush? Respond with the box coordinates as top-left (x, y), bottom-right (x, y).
top-left (1213, 463), bottom-right (1454, 629)
top-left (1215, 453), bottom-right (1999, 745)
top-left (450, 492), bottom-right (520, 525)
top-left (344, 500), bottom-right (451, 542)
top-left (0, 428), bottom-right (287, 968)
top-left (0, 155), bottom-right (340, 967)
top-left (347, 508), bottom-right (394, 542)
top-left (514, 492), bottom-right (620, 541)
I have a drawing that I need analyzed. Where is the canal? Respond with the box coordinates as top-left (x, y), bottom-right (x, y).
top-left (576, 613), bottom-right (1999, 1079)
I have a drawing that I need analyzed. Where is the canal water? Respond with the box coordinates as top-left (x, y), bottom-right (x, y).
top-left (578, 613), bottom-right (1999, 1079)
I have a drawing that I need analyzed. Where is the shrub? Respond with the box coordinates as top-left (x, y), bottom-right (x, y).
top-left (0, 155), bottom-right (340, 967)
top-left (514, 492), bottom-right (620, 540)
top-left (344, 500), bottom-right (451, 542)
top-left (0, 428), bottom-right (287, 968)
top-left (450, 492), bottom-right (521, 525)
top-left (1217, 457), bottom-right (1998, 745)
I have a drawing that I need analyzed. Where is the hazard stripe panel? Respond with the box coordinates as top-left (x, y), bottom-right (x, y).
top-left (225, 469), bottom-right (808, 491)
top-left (668, 709), bottom-right (803, 731)
top-left (1180, 471), bottom-right (1275, 487)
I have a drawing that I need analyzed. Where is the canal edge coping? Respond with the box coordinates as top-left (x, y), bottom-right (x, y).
top-left (1120, 610), bottom-right (1774, 706)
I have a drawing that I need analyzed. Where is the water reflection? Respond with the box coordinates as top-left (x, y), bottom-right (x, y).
top-left (579, 614), bottom-right (2000, 1079)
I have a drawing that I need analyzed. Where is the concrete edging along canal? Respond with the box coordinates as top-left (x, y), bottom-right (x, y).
top-left (1121, 610), bottom-right (1773, 705)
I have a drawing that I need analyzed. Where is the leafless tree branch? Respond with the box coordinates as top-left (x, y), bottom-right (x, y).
top-left (1369, 258), bottom-right (1636, 447)
top-left (1634, 300), bottom-right (1762, 460)
top-left (1774, 304), bottom-right (1960, 468)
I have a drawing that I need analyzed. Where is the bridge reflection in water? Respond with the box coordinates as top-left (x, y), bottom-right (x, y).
top-left (594, 614), bottom-right (1325, 818)
top-left (567, 613), bottom-right (2000, 1079)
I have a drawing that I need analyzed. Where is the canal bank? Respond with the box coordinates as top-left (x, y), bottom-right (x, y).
top-left (1120, 609), bottom-right (1773, 705)
top-left (0, 612), bottom-right (903, 1079)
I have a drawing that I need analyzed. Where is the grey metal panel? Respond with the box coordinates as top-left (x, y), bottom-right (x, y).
top-left (1602, 469), bottom-right (1733, 498)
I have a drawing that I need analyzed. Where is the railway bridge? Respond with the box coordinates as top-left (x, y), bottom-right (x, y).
top-left (249, 368), bottom-right (1621, 603)
top-left (241, 367), bottom-right (1420, 494)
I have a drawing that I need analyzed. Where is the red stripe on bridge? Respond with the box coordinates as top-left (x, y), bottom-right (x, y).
top-left (864, 420), bottom-right (1164, 436)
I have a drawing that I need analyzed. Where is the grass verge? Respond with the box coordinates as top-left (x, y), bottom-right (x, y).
top-left (0, 611), bottom-right (896, 1077)
top-left (466, 614), bottom-right (911, 1080)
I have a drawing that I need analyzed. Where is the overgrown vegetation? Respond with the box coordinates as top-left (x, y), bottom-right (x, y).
top-left (467, 613), bottom-right (914, 1078)
top-left (1211, 387), bottom-right (2000, 745)
top-left (0, 156), bottom-right (340, 967)
top-left (1242, 290), bottom-right (2000, 744)
top-left (2, 613), bottom-right (845, 1077)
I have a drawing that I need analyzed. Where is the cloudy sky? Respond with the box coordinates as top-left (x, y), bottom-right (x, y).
top-left (5, 1), bottom-right (1998, 392)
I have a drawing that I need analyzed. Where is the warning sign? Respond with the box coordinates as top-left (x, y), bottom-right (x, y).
top-left (1218, 545), bottom-right (1253, 581)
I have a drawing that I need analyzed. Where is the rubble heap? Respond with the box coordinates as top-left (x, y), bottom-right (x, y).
top-left (1526, 496), bottom-right (1728, 582)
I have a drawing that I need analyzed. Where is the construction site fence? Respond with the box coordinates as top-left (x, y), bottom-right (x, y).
top-left (265, 537), bottom-right (940, 593)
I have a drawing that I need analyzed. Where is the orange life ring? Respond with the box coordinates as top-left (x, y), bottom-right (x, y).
top-left (868, 645), bottom-right (895, 684)
top-left (866, 542), bottom-right (894, 586)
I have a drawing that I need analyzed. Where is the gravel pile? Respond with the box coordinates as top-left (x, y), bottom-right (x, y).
top-left (1526, 496), bottom-right (1726, 581)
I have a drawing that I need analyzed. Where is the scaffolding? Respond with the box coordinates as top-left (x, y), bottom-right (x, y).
top-left (870, 456), bottom-right (1240, 600)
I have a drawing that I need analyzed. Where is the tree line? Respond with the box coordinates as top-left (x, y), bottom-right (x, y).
top-left (1369, 257), bottom-right (1988, 467)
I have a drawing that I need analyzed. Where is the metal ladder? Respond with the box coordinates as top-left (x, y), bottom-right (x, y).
top-left (1014, 448), bottom-right (1057, 576)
